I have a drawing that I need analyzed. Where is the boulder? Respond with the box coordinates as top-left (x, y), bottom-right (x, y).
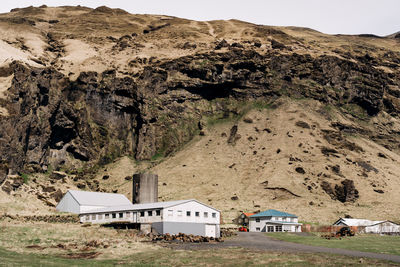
top-left (41, 185), bottom-right (56, 193)
top-left (50, 171), bottom-right (67, 180)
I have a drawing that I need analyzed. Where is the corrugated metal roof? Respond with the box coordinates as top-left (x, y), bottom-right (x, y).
top-left (333, 218), bottom-right (384, 226)
top-left (250, 209), bottom-right (298, 218)
top-left (68, 190), bottom-right (132, 207)
top-left (80, 199), bottom-right (220, 214)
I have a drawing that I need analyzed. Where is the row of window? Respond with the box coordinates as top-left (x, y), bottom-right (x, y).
top-left (140, 210), bottom-right (161, 217)
top-left (255, 226), bottom-right (283, 232)
top-left (85, 211), bottom-right (129, 221)
top-left (83, 209), bottom-right (218, 221)
top-left (166, 210), bottom-right (217, 218)
top-left (84, 210), bottom-right (162, 221)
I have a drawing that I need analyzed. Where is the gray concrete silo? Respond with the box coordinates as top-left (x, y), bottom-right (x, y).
top-left (132, 173), bottom-right (158, 204)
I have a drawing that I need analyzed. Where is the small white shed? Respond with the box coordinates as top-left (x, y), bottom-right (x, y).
top-left (56, 190), bottom-right (132, 214)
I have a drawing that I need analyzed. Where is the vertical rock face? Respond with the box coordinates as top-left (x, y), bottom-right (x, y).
top-left (0, 44), bottom-right (399, 174)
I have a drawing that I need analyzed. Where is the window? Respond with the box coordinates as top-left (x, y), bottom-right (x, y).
top-left (119, 213), bottom-right (123, 218)
top-left (256, 218), bottom-right (260, 223)
top-left (140, 211), bottom-right (145, 217)
top-left (275, 225), bottom-right (282, 232)
top-left (204, 212), bottom-right (208, 218)
top-left (85, 215), bottom-right (89, 220)
top-left (195, 212), bottom-right (200, 217)
top-left (98, 214), bottom-right (103, 220)
top-left (212, 213), bottom-right (216, 218)
top-left (186, 211), bottom-right (191, 216)
top-left (105, 214), bottom-right (109, 219)
top-left (112, 213), bottom-right (116, 219)
top-left (256, 227), bottom-right (260, 231)
top-left (126, 212), bottom-right (131, 218)
top-left (148, 211), bottom-right (153, 217)
top-left (177, 210), bottom-right (183, 217)
top-left (168, 210), bottom-right (173, 216)
top-left (91, 215), bottom-right (96, 220)
top-left (282, 217), bottom-right (286, 222)
top-left (156, 210), bottom-right (161, 216)
top-left (267, 226), bottom-right (274, 232)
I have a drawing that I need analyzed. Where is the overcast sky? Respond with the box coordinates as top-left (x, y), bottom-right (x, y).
top-left (1, 0), bottom-right (399, 36)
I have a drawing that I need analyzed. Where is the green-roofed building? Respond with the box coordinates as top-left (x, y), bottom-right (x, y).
top-left (249, 209), bottom-right (302, 232)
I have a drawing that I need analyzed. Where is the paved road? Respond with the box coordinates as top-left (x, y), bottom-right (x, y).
top-left (167, 232), bottom-right (400, 263)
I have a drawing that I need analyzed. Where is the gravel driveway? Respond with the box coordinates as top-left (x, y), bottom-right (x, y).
top-left (166, 232), bottom-right (400, 263)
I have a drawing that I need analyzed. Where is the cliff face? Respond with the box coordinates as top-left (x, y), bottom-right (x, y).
top-left (1, 45), bottom-right (399, 174)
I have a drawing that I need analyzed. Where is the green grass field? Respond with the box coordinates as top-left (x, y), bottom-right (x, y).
top-left (0, 246), bottom-right (396, 267)
top-left (266, 233), bottom-right (400, 256)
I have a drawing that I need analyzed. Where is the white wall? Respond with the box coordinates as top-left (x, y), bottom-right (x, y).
top-left (79, 200), bottom-right (220, 226)
top-left (137, 209), bottom-right (163, 223)
top-left (249, 216), bottom-right (301, 232)
top-left (56, 192), bottom-right (80, 214)
top-left (365, 222), bottom-right (400, 233)
top-left (80, 210), bottom-right (138, 224)
top-left (162, 201), bottom-right (220, 224)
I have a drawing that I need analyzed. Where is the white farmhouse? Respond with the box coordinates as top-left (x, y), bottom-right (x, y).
top-left (56, 190), bottom-right (132, 214)
top-left (333, 218), bottom-right (400, 234)
top-left (79, 199), bottom-right (221, 238)
top-left (249, 209), bottom-right (302, 232)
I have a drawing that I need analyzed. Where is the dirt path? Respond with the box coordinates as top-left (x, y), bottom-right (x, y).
top-left (167, 232), bottom-right (400, 264)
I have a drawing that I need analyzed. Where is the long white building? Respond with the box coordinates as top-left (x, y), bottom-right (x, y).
top-left (56, 190), bottom-right (221, 238)
top-left (80, 199), bottom-right (220, 237)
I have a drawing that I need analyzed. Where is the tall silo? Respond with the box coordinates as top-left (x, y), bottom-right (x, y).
top-left (132, 173), bottom-right (158, 204)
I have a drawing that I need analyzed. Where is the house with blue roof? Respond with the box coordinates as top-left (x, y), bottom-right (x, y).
top-left (249, 209), bottom-right (302, 232)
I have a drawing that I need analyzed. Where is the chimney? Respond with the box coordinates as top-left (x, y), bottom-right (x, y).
top-left (132, 173), bottom-right (158, 204)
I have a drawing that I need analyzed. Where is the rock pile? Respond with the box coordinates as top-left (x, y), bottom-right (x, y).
top-left (150, 233), bottom-right (223, 243)
top-left (220, 228), bottom-right (238, 238)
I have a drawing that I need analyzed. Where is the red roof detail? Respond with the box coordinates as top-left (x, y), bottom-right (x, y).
top-left (243, 212), bottom-right (255, 217)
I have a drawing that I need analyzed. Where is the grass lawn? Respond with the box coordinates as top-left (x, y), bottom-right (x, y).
top-left (0, 246), bottom-right (397, 267)
top-left (266, 232), bottom-right (400, 256)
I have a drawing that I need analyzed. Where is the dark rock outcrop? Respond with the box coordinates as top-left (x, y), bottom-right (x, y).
top-left (0, 42), bottom-right (399, 174)
top-left (321, 179), bottom-right (359, 203)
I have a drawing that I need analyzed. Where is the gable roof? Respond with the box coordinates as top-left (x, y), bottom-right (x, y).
top-left (67, 190), bottom-right (132, 207)
top-left (80, 199), bottom-right (220, 214)
top-left (250, 209), bottom-right (297, 218)
top-left (333, 218), bottom-right (384, 226)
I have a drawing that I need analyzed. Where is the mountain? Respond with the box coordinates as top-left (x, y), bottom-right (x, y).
top-left (0, 5), bottom-right (400, 222)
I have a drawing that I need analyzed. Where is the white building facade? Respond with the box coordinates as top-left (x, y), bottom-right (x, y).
top-left (79, 199), bottom-right (221, 238)
top-left (249, 209), bottom-right (302, 232)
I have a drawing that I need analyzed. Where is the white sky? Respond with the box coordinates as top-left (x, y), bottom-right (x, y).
top-left (1, 0), bottom-right (399, 36)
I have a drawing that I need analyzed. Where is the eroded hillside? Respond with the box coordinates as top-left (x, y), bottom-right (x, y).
top-left (0, 5), bottom-right (400, 222)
